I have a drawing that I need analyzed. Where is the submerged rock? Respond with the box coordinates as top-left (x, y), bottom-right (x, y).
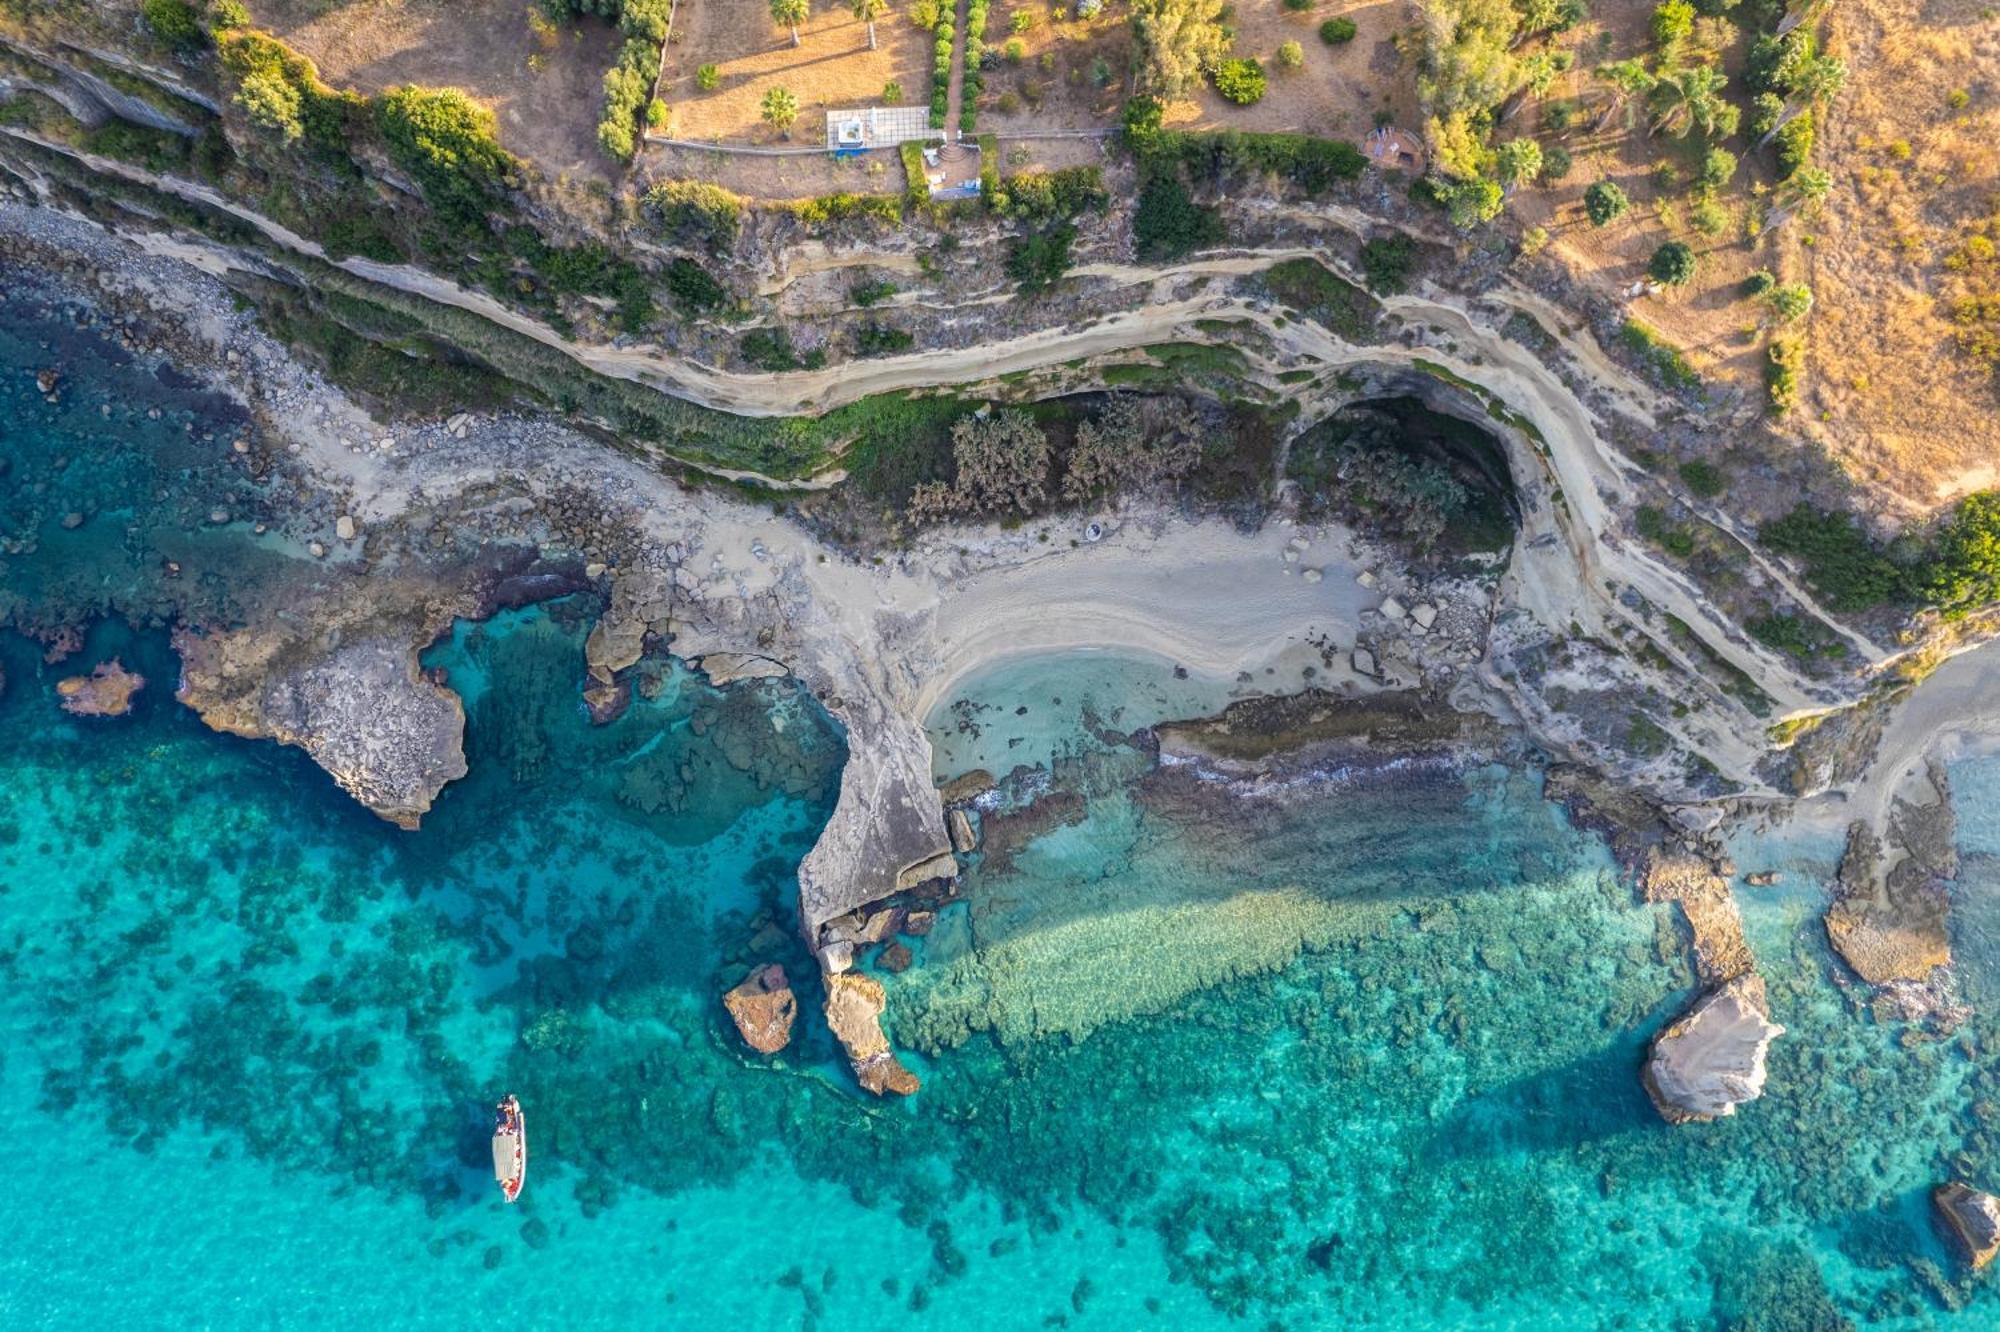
top-left (722, 964), bottom-right (797, 1055)
top-left (1643, 973), bottom-right (1785, 1124)
top-left (948, 807), bottom-right (978, 854)
top-left (1828, 789), bottom-right (1954, 983)
top-left (1933, 1183), bottom-right (2000, 1270)
top-left (824, 972), bottom-right (919, 1097)
top-left (55, 658), bottom-right (144, 717)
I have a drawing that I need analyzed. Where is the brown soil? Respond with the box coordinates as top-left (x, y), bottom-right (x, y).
top-left (1511, 0), bottom-right (1780, 399)
top-left (639, 139), bottom-right (906, 196)
top-left (661, 0), bottom-right (930, 142)
top-left (248, 0), bottom-right (621, 183)
top-left (1167, 0), bottom-right (1417, 135)
top-left (1800, 0), bottom-right (2000, 511)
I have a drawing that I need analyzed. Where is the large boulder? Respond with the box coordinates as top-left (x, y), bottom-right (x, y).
top-left (1643, 973), bottom-right (1785, 1124)
top-left (55, 659), bottom-right (145, 717)
top-left (1934, 1183), bottom-right (2000, 1270)
top-left (722, 964), bottom-right (797, 1055)
top-left (824, 972), bottom-right (919, 1096)
top-left (173, 627), bottom-right (467, 830)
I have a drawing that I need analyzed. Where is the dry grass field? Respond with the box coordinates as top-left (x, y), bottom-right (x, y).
top-left (967, 2), bottom-right (1129, 131)
top-left (248, 0), bottom-right (621, 181)
top-left (659, 0), bottom-right (931, 142)
top-left (1799, 0), bottom-right (2000, 510)
top-left (1167, 0), bottom-right (1415, 134)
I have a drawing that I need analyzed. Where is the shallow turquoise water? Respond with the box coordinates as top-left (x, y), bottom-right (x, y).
top-left (5, 270), bottom-right (2000, 1329)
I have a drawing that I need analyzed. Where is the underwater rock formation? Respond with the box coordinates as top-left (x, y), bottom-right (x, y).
top-left (55, 658), bottom-right (144, 717)
top-left (823, 972), bottom-right (919, 1096)
top-left (1640, 849), bottom-right (1754, 984)
top-left (174, 627), bottom-right (467, 830)
top-left (1933, 1183), bottom-right (2000, 1270)
top-left (722, 964), bottom-right (797, 1055)
top-left (1643, 973), bottom-right (1785, 1124)
top-left (1828, 787), bottom-right (1955, 983)
top-left (1155, 688), bottom-right (1501, 775)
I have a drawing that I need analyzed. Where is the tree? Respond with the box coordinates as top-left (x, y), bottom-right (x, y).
top-left (1649, 64), bottom-right (1736, 138)
top-left (771, 0), bottom-right (809, 47)
top-left (1130, 0), bottom-right (1231, 100)
top-left (1767, 164), bottom-right (1829, 228)
top-left (1495, 137), bottom-right (1542, 186)
top-left (1593, 58), bottom-right (1656, 130)
top-left (1584, 179), bottom-right (1629, 226)
top-left (762, 85), bottom-right (800, 134)
top-left (1414, 0), bottom-right (1524, 117)
top-left (1787, 53), bottom-right (1846, 106)
top-left (1446, 177), bottom-right (1504, 228)
top-left (909, 410), bottom-right (1052, 521)
top-left (1648, 240), bottom-right (1697, 286)
top-left (1925, 491), bottom-right (2000, 616)
top-left (1063, 396), bottom-right (1199, 500)
top-left (1696, 145), bottom-right (1737, 190)
top-left (1767, 282), bottom-right (1812, 322)
top-left (1651, 0), bottom-right (1694, 49)
top-left (850, 0), bottom-right (887, 49)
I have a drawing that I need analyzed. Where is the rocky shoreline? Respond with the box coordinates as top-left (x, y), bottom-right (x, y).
top-left (1, 194), bottom-right (1990, 1144)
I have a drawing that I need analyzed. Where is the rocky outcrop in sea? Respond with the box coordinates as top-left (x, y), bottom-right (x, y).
top-left (1643, 973), bottom-right (1785, 1124)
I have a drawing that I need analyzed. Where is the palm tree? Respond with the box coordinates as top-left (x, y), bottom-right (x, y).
top-left (1593, 58), bottom-right (1655, 131)
top-left (1649, 64), bottom-right (1733, 139)
top-left (849, 0), bottom-right (886, 49)
top-left (762, 85), bottom-right (800, 135)
top-left (1768, 164), bottom-right (1830, 228)
top-left (771, 0), bottom-right (808, 47)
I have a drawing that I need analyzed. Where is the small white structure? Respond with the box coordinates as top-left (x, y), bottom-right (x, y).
top-left (824, 105), bottom-right (940, 153)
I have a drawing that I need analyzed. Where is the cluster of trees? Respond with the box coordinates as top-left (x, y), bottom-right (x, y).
top-left (1761, 493), bottom-right (2000, 619)
top-left (1413, 0), bottom-right (1581, 227)
top-left (908, 399), bottom-right (1200, 524)
top-left (1128, 0), bottom-right (1272, 107)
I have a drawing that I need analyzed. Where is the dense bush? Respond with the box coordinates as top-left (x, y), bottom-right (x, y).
top-left (1276, 40), bottom-right (1305, 71)
top-left (143, 0), bottom-right (206, 48)
top-left (644, 180), bottom-right (743, 253)
top-left (1212, 58), bottom-right (1268, 106)
top-left (851, 278), bottom-right (898, 306)
top-left (1677, 459), bottom-right (1724, 497)
top-left (1138, 129), bottom-right (1366, 195)
top-left (1132, 169), bottom-right (1225, 259)
top-left (1767, 282), bottom-right (1813, 323)
top-left (996, 166), bottom-right (1108, 222)
top-left (596, 37), bottom-right (660, 160)
top-left (1319, 16), bottom-right (1357, 42)
top-left (1760, 504), bottom-right (1911, 611)
top-left (1924, 492), bottom-right (2000, 617)
top-left (376, 85), bottom-right (515, 227)
top-left (1584, 180), bottom-right (1629, 226)
top-left (1775, 110), bottom-right (1813, 179)
top-left (854, 322), bottom-right (916, 356)
top-left (1764, 335), bottom-right (1803, 414)
top-left (1358, 234), bottom-right (1417, 294)
top-left (1648, 240), bottom-right (1697, 286)
top-left (740, 327), bottom-right (823, 371)
top-left (789, 192), bottom-right (900, 226)
top-left (1007, 222), bottom-right (1077, 292)
top-left (1540, 145), bottom-right (1572, 181)
top-left (666, 257), bottom-right (728, 312)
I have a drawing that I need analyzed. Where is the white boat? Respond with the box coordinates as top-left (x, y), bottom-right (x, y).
top-left (492, 1095), bottom-right (526, 1203)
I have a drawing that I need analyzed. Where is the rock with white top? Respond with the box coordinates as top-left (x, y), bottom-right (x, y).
top-left (1380, 596), bottom-right (1407, 621)
top-left (1351, 648), bottom-right (1377, 678)
top-left (1301, 568), bottom-right (1323, 584)
top-left (335, 515), bottom-right (357, 541)
top-left (1357, 570), bottom-right (1378, 589)
top-left (1643, 973), bottom-right (1785, 1124)
top-left (1412, 603), bottom-right (1438, 630)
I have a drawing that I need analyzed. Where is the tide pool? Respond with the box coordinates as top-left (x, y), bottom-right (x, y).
top-left (5, 271), bottom-right (2000, 1330)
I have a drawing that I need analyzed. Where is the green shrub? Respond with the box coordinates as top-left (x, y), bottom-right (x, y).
top-left (1636, 505), bottom-right (1697, 558)
top-left (1137, 128), bottom-right (1366, 195)
top-left (667, 256), bottom-right (728, 312)
top-left (1276, 40), bottom-right (1305, 71)
top-left (1004, 38), bottom-right (1026, 63)
top-left (1760, 504), bottom-right (1911, 610)
top-left (1696, 146), bottom-right (1737, 191)
top-left (143, 0), bottom-right (206, 48)
top-left (1007, 222), bottom-right (1076, 292)
top-left (852, 278), bottom-right (898, 306)
top-left (645, 97), bottom-right (667, 128)
top-left (1677, 459), bottom-right (1724, 497)
top-left (1212, 58), bottom-right (1267, 106)
top-left (900, 140), bottom-right (929, 211)
top-left (884, 79), bottom-right (904, 102)
top-left (697, 64), bottom-right (721, 91)
top-left (1620, 319), bottom-right (1698, 390)
top-left (1764, 336), bottom-right (1803, 414)
top-left (1319, 15), bottom-right (1357, 42)
top-left (1748, 613), bottom-right (1844, 661)
top-left (1584, 180), bottom-right (1628, 226)
top-left (598, 37), bottom-right (661, 161)
top-left (855, 322), bottom-right (916, 356)
top-left (1768, 282), bottom-right (1813, 323)
top-left (1648, 240), bottom-right (1697, 286)
top-left (1283, 0), bottom-right (1314, 10)
top-left (1123, 94), bottom-right (1165, 139)
top-left (208, 0), bottom-right (251, 32)
top-left (1651, 0), bottom-right (1694, 47)
top-left (1775, 110), bottom-right (1813, 179)
top-left (998, 166), bottom-right (1108, 221)
top-left (1133, 169), bottom-right (1225, 259)
top-left (1924, 491), bottom-right (2000, 616)
top-left (1540, 145), bottom-right (1572, 181)
top-left (1740, 269), bottom-right (1776, 297)
top-left (376, 85), bottom-right (515, 228)
top-left (789, 192), bottom-right (901, 226)
top-left (645, 179), bottom-right (744, 253)
top-left (1358, 234), bottom-right (1416, 294)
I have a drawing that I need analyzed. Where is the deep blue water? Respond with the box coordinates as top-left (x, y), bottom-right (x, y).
top-left (4, 269), bottom-right (2000, 1329)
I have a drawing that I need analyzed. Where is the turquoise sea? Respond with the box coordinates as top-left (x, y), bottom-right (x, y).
top-left (6, 274), bottom-right (2000, 1329)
